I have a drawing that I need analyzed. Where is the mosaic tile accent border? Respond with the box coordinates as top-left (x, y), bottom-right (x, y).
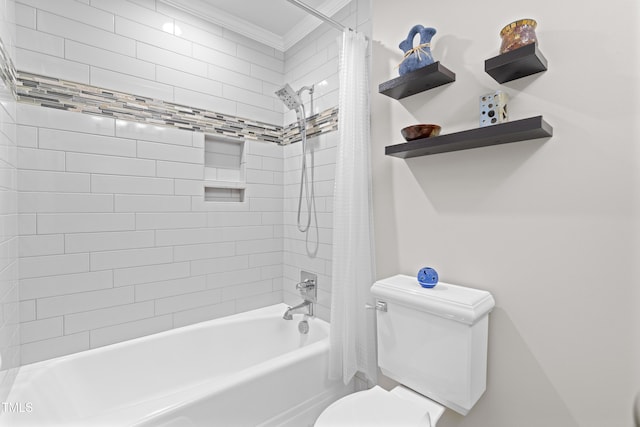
top-left (0, 37), bottom-right (17, 98)
top-left (16, 71), bottom-right (339, 145)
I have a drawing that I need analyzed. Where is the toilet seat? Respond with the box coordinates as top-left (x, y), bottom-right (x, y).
top-left (315, 386), bottom-right (445, 427)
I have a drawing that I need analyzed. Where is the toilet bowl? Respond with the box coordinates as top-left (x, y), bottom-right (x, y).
top-left (315, 274), bottom-right (495, 426)
top-left (315, 385), bottom-right (445, 427)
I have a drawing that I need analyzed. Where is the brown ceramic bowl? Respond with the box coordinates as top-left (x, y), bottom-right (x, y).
top-left (401, 124), bottom-right (441, 141)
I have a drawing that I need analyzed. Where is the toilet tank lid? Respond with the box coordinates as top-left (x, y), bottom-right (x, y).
top-left (371, 274), bottom-right (495, 325)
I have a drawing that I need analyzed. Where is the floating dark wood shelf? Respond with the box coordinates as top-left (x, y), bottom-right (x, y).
top-left (378, 62), bottom-right (455, 100)
top-left (385, 116), bottom-right (553, 158)
top-left (485, 43), bottom-right (548, 84)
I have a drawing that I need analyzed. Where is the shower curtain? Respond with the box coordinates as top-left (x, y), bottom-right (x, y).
top-left (328, 30), bottom-right (377, 386)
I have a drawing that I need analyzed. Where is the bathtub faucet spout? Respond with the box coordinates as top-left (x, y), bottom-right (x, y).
top-left (283, 300), bottom-right (313, 320)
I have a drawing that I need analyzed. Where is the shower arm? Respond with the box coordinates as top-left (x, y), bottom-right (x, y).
top-left (297, 86), bottom-right (314, 117)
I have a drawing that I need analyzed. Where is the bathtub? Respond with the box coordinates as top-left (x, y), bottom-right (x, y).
top-left (2, 304), bottom-right (353, 426)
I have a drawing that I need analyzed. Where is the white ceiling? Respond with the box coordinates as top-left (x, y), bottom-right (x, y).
top-left (159, 0), bottom-right (351, 51)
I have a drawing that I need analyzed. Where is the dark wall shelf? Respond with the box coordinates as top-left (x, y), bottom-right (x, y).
top-left (485, 43), bottom-right (548, 84)
top-left (378, 62), bottom-right (455, 100)
top-left (385, 116), bottom-right (553, 158)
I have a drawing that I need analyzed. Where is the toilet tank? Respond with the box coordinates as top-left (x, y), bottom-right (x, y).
top-left (371, 274), bottom-right (495, 415)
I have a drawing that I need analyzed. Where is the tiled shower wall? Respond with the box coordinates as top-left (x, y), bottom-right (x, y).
top-left (282, 1), bottom-right (370, 318)
top-left (15, 0), bottom-right (285, 125)
top-left (0, 0), bottom-right (19, 399)
top-left (11, 0), bottom-right (370, 363)
top-left (17, 103), bottom-right (284, 364)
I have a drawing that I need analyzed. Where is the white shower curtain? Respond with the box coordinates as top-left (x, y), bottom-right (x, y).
top-left (329, 30), bottom-right (377, 386)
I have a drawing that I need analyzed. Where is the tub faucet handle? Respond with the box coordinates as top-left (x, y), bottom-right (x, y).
top-left (296, 278), bottom-right (315, 290)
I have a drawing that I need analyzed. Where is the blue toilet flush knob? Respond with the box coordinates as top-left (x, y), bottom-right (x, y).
top-left (417, 267), bottom-right (438, 288)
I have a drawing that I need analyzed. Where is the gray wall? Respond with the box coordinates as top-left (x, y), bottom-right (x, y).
top-left (371, 1), bottom-right (639, 426)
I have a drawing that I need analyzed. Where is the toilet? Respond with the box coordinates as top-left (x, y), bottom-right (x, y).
top-left (315, 274), bottom-right (495, 426)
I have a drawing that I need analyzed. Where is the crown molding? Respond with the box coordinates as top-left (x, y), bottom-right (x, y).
top-left (159, 0), bottom-right (351, 52)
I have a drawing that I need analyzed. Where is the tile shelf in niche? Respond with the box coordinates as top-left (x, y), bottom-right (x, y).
top-left (385, 116), bottom-right (553, 158)
top-left (378, 62), bottom-right (456, 100)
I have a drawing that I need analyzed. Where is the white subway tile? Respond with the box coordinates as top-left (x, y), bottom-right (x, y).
top-left (190, 255), bottom-right (248, 276)
top-left (20, 270), bottom-right (113, 300)
top-left (222, 85), bottom-right (274, 111)
top-left (20, 301), bottom-right (36, 322)
top-left (235, 238), bottom-right (281, 255)
top-left (193, 44), bottom-right (250, 74)
top-left (221, 281), bottom-right (273, 302)
top-left (172, 300), bottom-right (235, 328)
top-left (91, 0), bottom-right (167, 30)
top-left (66, 152), bottom-right (156, 177)
top-left (17, 147), bottom-right (65, 171)
top-left (116, 17), bottom-right (192, 55)
top-left (65, 41), bottom-right (155, 80)
top-left (236, 103), bottom-right (282, 127)
top-left (136, 42), bottom-right (207, 77)
top-left (207, 212), bottom-right (262, 227)
top-left (90, 247), bottom-right (173, 271)
top-left (174, 179), bottom-right (203, 196)
top-left (113, 262), bottom-right (190, 287)
top-left (37, 287), bottom-right (134, 318)
top-left (249, 198), bottom-right (282, 212)
top-left (17, 125), bottom-right (37, 148)
top-left (17, 48), bottom-right (91, 83)
top-left (236, 45), bottom-right (284, 73)
top-left (137, 140), bottom-right (203, 164)
top-left (156, 66), bottom-right (222, 98)
top-left (38, 128), bottom-right (136, 157)
top-left (207, 63), bottom-right (262, 93)
top-left (135, 275), bottom-right (206, 301)
top-left (65, 230), bottom-right (155, 253)
top-left (135, 212), bottom-right (208, 230)
top-left (92, 175), bottom-right (173, 195)
top-left (246, 183), bottom-right (283, 199)
top-left (18, 170), bottom-right (91, 193)
top-left (20, 317), bottom-right (63, 344)
top-left (90, 315), bottom-right (172, 348)
top-left (173, 88), bottom-right (236, 117)
top-left (16, 4), bottom-right (36, 28)
top-left (37, 11), bottom-right (132, 56)
top-left (17, 104), bottom-right (114, 136)
top-left (235, 291), bottom-right (282, 314)
top-left (246, 169), bottom-right (274, 184)
top-left (16, 25), bottom-right (64, 57)
top-left (18, 234), bottom-right (64, 257)
top-left (154, 289), bottom-right (221, 315)
top-left (173, 242), bottom-right (235, 262)
top-left (90, 68), bottom-right (175, 101)
top-left (155, 227), bottom-right (222, 246)
top-left (115, 120), bottom-right (193, 146)
top-left (19, 253), bottom-right (89, 279)
top-left (250, 64), bottom-right (284, 86)
top-left (37, 213), bottom-right (135, 234)
top-left (19, 192), bottom-right (114, 213)
top-left (26, 0), bottom-right (114, 31)
top-left (177, 22), bottom-right (236, 55)
top-left (21, 332), bottom-right (89, 365)
top-left (65, 301), bottom-right (154, 334)
top-left (156, 160), bottom-right (203, 180)
top-left (114, 195), bottom-right (191, 213)
top-left (249, 251), bottom-right (283, 268)
top-left (206, 267), bottom-right (262, 289)
top-left (18, 214), bottom-right (36, 235)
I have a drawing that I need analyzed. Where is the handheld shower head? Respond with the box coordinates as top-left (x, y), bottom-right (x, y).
top-left (275, 84), bottom-right (303, 111)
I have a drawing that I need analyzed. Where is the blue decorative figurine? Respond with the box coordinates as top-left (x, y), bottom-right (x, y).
top-left (417, 267), bottom-right (438, 288)
top-left (399, 25), bottom-right (436, 76)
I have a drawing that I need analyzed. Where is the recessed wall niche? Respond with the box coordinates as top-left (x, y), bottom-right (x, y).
top-left (204, 134), bottom-right (246, 202)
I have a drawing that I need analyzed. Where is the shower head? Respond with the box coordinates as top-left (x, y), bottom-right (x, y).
top-left (275, 84), bottom-right (303, 111)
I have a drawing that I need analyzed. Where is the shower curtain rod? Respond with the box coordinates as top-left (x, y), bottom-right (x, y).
top-left (286, 0), bottom-right (353, 33)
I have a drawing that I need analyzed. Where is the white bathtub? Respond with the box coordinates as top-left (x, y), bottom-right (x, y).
top-left (2, 304), bottom-right (353, 426)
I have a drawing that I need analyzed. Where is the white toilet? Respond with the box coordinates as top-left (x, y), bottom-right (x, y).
top-left (315, 274), bottom-right (495, 426)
